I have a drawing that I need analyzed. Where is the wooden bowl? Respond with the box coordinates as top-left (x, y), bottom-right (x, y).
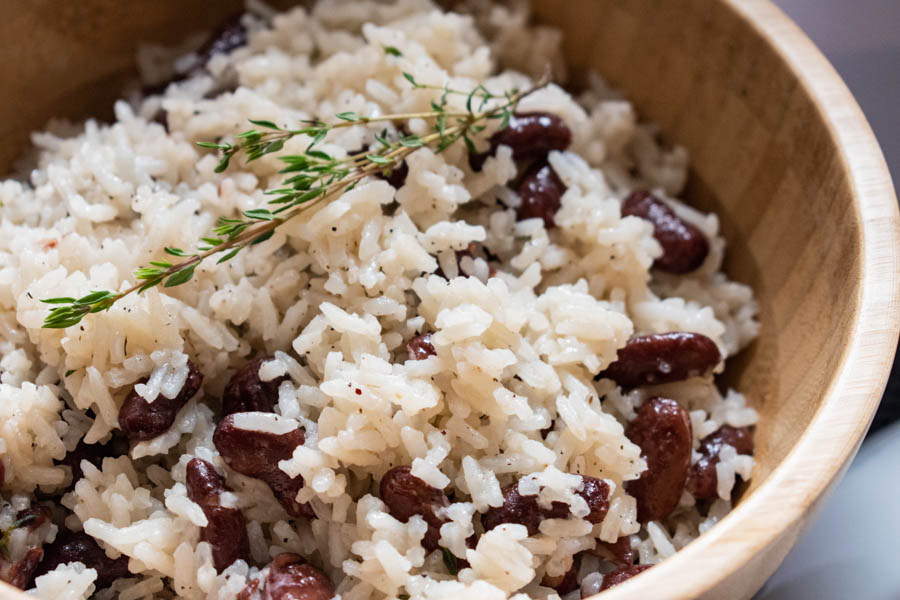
top-left (0, 1), bottom-right (897, 598)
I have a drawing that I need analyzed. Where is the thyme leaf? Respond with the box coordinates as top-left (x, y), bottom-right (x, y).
top-left (441, 547), bottom-right (460, 575)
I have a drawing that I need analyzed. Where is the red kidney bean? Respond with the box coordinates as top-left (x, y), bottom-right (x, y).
top-left (406, 333), bottom-right (436, 360)
top-left (482, 475), bottom-right (609, 536)
top-left (186, 458), bottom-right (250, 572)
top-left (0, 506), bottom-right (52, 589)
top-left (482, 482), bottom-right (561, 535)
top-left (213, 414), bottom-right (313, 518)
top-left (118, 361), bottom-right (203, 441)
top-left (594, 536), bottom-right (635, 567)
top-left (33, 529), bottom-right (130, 589)
top-left (15, 505), bottom-right (51, 531)
top-left (516, 160), bottom-right (566, 228)
top-left (578, 476), bottom-right (612, 524)
top-left (186, 458), bottom-right (225, 504)
top-left (195, 13), bottom-right (248, 71)
top-left (142, 14), bottom-right (248, 98)
top-left (621, 190), bottom-right (709, 273)
top-left (597, 564), bottom-right (652, 592)
top-left (237, 580), bottom-right (260, 600)
top-left (489, 112), bottom-right (572, 160)
top-left (379, 466), bottom-right (450, 552)
top-left (56, 435), bottom-right (129, 486)
top-left (2, 547), bottom-right (43, 589)
top-left (222, 358), bottom-right (289, 417)
top-left (598, 332), bottom-right (721, 388)
top-left (625, 398), bottom-right (693, 523)
top-left (542, 554), bottom-right (581, 594)
top-left (687, 425), bottom-right (754, 501)
top-left (239, 553), bottom-right (334, 600)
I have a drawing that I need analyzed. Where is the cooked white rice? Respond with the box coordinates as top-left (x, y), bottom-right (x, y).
top-left (0, 1), bottom-right (759, 598)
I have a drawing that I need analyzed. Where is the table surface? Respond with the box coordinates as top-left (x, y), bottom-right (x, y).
top-left (758, 1), bottom-right (900, 596)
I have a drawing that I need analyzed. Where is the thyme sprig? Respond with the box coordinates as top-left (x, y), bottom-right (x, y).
top-left (0, 513), bottom-right (37, 559)
top-left (41, 72), bottom-right (549, 329)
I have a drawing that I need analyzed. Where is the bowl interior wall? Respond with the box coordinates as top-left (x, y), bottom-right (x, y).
top-left (528, 0), bottom-right (862, 494)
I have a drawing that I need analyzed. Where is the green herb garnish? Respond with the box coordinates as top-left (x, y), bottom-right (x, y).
top-left (0, 513), bottom-right (38, 559)
top-left (41, 72), bottom-right (549, 329)
top-left (441, 546), bottom-right (460, 575)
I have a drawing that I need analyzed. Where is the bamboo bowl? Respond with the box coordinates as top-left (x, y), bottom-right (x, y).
top-left (0, 1), bottom-right (898, 599)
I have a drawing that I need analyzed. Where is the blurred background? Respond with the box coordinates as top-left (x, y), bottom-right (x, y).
top-left (758, 1), bottom-right (900, 598)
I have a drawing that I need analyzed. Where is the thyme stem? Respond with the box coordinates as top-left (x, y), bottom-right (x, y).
top-left (41, 72), bottom-right (550, 329)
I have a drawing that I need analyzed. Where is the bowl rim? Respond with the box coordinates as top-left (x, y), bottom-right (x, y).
top-left (597, 0), bottom-right (900, 598)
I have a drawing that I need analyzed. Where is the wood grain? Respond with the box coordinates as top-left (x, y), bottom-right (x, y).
top-left (0, 1), bottom-right (896, 599)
